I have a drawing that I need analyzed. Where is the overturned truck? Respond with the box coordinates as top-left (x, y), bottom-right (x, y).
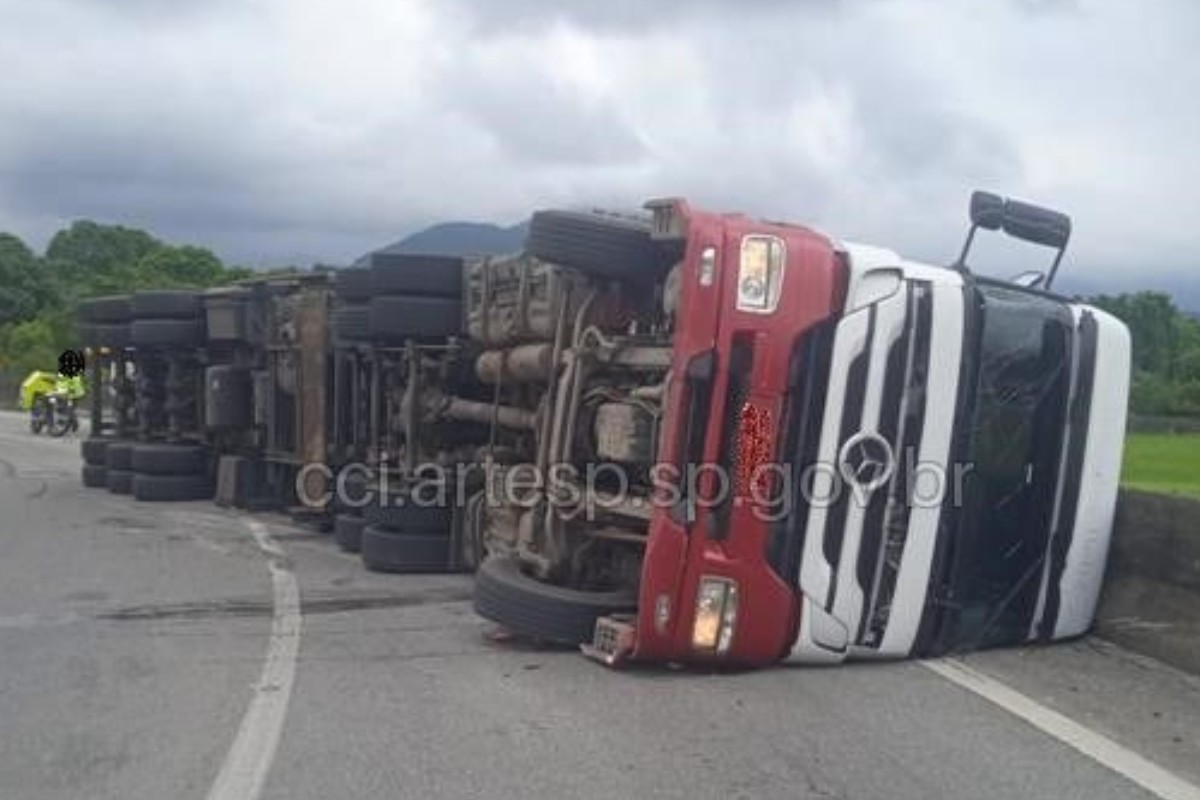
top-left (72, 190), bottom-right (1131, 669)
top-left (467, 194), bottom-right (1131, 667)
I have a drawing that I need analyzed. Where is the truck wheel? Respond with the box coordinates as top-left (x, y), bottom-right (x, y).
top-left (361, 525), bottom-right (452, 573)
top-left (334, 514), bottom-right (366, 553)
top-left (457, 491), bottom-right (486, 573)
top-left (333, 307), bottom-right (370, 343)
top-left (81, 437), bottom-right (111, 466)
top-left (364, 498), bottom-right (452, 531)
top-left (132, 473), bottom-right (214, 502)
top-left (107, 469), bottom-right (134, 495)
top-left (525, 210), bottom-right (672, 280)
top-left (131, 318), bottom-right (205, 348)
top-left (473, 555), bottom-right (638, 646)
top-left (369, 254), bottom-right (464, 297)
top-left (79, 295), bottom-right (132, 324)
top-left (82, 464), bottom-right (108, 488)
top-left (368, 296), bottom-right (462, 340)
top-left (131, 443), bottom-right (208, 476)
top-left (335, 267), bottom-right (373, 302)
top-left (81, 323), bottom-right (132, 349)
top-left (105, 441), bottom-right (135, 471)
top-left (131, 290), bottom-right (203, 319)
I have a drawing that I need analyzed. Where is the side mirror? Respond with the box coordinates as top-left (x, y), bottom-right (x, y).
top-left (956, 190), bottom-right (1072, 290)
top-left (969, 191), bottom-right (1005, 231)
top-left (1002, 199), bottom-right (1071, 250)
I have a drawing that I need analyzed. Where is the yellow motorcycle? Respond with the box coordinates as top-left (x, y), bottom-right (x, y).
top-left (20, 371), bottom-right (84, 436)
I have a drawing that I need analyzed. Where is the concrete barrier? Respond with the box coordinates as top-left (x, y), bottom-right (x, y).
top-left (1096, 489), bottom-right (1200, 674)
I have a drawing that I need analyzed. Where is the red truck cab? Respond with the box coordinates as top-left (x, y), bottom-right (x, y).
top-left (616, 199), bottom-right (846, 665)
top-left (584, 194), bottom-right (1129, 667)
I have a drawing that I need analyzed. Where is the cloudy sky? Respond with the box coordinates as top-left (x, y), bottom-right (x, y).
top-left (0, 0), bottom-right (1196, 301)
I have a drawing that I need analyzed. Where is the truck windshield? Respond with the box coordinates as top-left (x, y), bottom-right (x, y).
top-left (939, 283), bottom-right (1074, 651)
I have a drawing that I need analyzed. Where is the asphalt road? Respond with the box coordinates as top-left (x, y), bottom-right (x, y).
top-left (1, 410), bottom-right (1198, 800)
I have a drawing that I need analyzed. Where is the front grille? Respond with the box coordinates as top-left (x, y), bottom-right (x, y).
top-left (765, 320), bottom-right (837, 582)
top-left (860, 283), bottom-right (933, 646)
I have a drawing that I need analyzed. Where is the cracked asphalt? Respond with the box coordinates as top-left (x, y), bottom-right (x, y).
top-left (1, 410), bottom-right (1197, 800)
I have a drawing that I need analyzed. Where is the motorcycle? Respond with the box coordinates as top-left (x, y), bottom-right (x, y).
top-left (29, 392), bottom-right (78, 437)
top-left (44, 393), bottom-right (79, 437)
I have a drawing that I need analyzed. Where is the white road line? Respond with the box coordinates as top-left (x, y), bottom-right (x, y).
top-left (205, 518), bottom-right (302, 800)
top-left (923, 658), bottom-right (1200, 800)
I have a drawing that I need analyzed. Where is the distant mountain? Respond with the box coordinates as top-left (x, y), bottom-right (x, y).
top-left (356, 221), bottom-right (528, 264)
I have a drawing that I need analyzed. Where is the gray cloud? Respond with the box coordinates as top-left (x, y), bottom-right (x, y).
top-left (0, 0), bottom-right (1195, 303)
top-left (446, 0), bottom-right (830, 34)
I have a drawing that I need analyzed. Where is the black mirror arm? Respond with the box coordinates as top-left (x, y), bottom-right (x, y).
top-left (1045, 245), bottom-right (1067, 291)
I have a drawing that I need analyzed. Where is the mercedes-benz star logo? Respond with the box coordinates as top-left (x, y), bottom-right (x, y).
top-left (838, 431), bottom-right (895, 492)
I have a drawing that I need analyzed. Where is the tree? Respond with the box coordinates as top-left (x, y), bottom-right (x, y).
top-left (0, 316), bottom-right (62, 376)
top-left (44, 220), bottom-right (162, 298)
top-left (0, 233), bottom-right (53, 326)
top-left (1089, 292), bottom-right (1180, 376)
top-left (1089, 291), bottom-right (1200, 417)
top-left (132, 245), bottom-right (226, 289)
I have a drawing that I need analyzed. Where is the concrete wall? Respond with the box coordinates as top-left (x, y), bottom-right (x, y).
top-left (1096, 489), bottom-right (1200, 674)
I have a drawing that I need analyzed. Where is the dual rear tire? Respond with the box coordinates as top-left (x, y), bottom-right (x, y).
top-left (83, 437), bottom-right (212, 502)
top-left (360, 497), bottom-right (454, 573)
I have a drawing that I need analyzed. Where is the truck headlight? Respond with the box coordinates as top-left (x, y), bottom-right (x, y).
top-left (691, 576), bottom-right (739, 654)
top-left (736, 236), bottom-right (785, 314)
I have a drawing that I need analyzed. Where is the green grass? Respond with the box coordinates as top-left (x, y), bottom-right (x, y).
top-left (1122, 433), bottom-right (1200, 498)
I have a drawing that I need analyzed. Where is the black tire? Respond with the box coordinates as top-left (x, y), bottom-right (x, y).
top-left (335, 268), bottom-right (373, 302)
top-left (364, 496), bottom-right (452, 531)
top-left (331, 469), bottom-right (371, 514)
top-left (368, 296), bottom-right (462, 341)
top-left (45, 404), bottom-right (74, 438)
top-left (473, 555), bottom-right (638, 645)
top-left (369, 254), bottom-right (464, 297)
top-left (79, 295), bottom-right (132, 324)
top-left (81, 437), bottom-right (110, 466)
top-left (333, 306), bottom-right (370, 343)
top-left (132, 473), bottom-right (214, 502)
top-left (131, 290), bottom-right (202, 319)
top-left (361, 525), bottom-right (452, 573)
top-left (107, 469), bottom-right (134, 495)
top-left (525, 209), bottom-right (672, 280)
top-left (458, 491), bottom-right (486, 573)
top-left (205, 365), bottom-right (253, 429)
top-left (131, 443), bottom-right (208, 476)
top-left (131, 318), bottom-right (205, 348)
top-left (82, 463), bottom-right (108, 488)
top-left (80, 323), bottom-right (132, 349)
top-left (106, 441), bottom-right (135, 471)
top-left (334, 514), bottom-right (366, 553)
